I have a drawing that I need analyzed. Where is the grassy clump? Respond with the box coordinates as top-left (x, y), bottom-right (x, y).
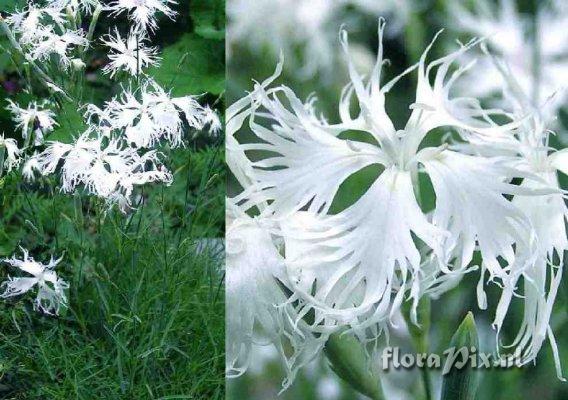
top-left (0, 146), bottom-right (225, 399)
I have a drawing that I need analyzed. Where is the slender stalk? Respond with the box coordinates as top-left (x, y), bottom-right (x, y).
top-left (0, 146), bottom-right (5, 177)
top-left (0, 16), bottom-right (73, 102)
top-left (402, 297), bottom-right (432, 400)
top-left (421, 367), bottom-right (433, 400)
top-left (136, 32), bottom-right (141, 85)
top-left (86, 5), bottom-right (103, 45)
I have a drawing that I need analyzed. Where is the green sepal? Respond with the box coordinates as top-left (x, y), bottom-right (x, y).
top-left (440, 312), bottom-right (480, 400)
top-left (324, 332), bottom-right (383, 400)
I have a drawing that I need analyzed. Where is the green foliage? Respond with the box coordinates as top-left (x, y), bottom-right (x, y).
top-left (47, 102), bottom-right (87, 143)
top-left (0, 0), bottom-right (226, 398)
top-left (0, 146), bottom-right (225, 399)
top-left (148, 33), bottom-right (225, 97)
top-left (190, 0), bottom-right (225, 40)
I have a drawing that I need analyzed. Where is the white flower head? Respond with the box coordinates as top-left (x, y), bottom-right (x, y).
top-left (459, 61), bottom-right (567, 380)
top-left (95, 79), bottom-right (220, 148)
top-left (30, 29), bottom-right (89, 69)
top-left (1, 247), bottom-right (69, 316)
top-left (6, 99), bottom-right (58, 144)
top-left (107, 0), bottom-right (178, 32)
top-left (229, 21), bottom-right (547, 359)
top-left (101, 28), bottom-right (160, 77)
top-left (0, 133), bottom-right (21, 171)
top-left (28, 129), bottom-right (173, 209)
top-left (23, 152), bottom-right (41, 181)
top-left (6, 5), bottom-right (66, 44)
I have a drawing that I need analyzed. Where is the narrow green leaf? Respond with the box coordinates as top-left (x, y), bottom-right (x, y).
top-left (441, 312), bottom-right (480, 400)
top-left (324, 332), bottom-right (383, 400)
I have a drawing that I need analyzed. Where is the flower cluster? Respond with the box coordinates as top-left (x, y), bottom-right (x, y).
top-left (88, 79), bottom-right (221, 148)
top-left (1, 0), bottom-right (219, 210)
top-left (21, 76), bottom-right (219, 209)
top-left (25, 131), bottom-right (173, 209)
top-left (1, 247), bottom-right (69, 316)
top-left (227, 20), bottom-right (567, 388)
top-left (5, 3), bottom-right (89, 69)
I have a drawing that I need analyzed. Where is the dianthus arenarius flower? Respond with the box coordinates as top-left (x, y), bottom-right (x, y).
top-left (228, 20), bottom-right (561, 380)
top-left (458, 59), bottom-right (567, 379)
top-left (1, 247), bottom-right (69, 315)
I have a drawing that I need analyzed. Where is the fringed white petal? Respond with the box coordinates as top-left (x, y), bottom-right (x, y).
top-left (282, 168), bottom-right (446, 334)
top-left (493, 172), bottom-right (568, 378)
top-left (407, 33), bottom-right (521, 143)
top-left (421, 150), bottom-right (534, 280)
top-left (226, 206), bottom-right (325, 388)
top-left (244, 84), bottom-right (387, 216)
top-left (226, 56), bottom-right (284, 193)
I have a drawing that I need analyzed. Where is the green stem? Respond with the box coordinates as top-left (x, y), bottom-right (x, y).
top-left (86, 5), bottom-right (103, 45)
top-left (421, 367), bottom-right (433, 400)
top-left (402, 297), bottom-right (432, 400)
top-left (0, 146), bottom-right (5, 177)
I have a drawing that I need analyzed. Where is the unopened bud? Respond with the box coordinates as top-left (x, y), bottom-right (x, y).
top-left (71, 58), bottom-right (86, 70)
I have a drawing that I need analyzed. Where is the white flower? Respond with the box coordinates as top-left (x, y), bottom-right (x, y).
top-left (28, 129), bottom-right (173, 209)
top-left (1, 247), bottom-right (69, 315)
top-left (226, 202), bottom-right (325, 388)
top-left (101, 28), bottom-right (160, 77)
top-left (22, 153), bottom-right (41, 180)
top-left (107, 0), bottom-right (178, 32)
top-left (6, 4), bottom-right (89, 69)
top-left (0, 133), bottom-right (21, 171)
top-left (6, 100), bottom-right (57, 144)
top-left (92, 79), bottom-right (220, 148)
top-left (229, 21), bottom-right (542, 341)
top-left (6, 5), bottom-right (65, 44)
top-left (460, 62), bottom-right (567, 380)
top-left (30, 29), bottom-right (89, 69)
